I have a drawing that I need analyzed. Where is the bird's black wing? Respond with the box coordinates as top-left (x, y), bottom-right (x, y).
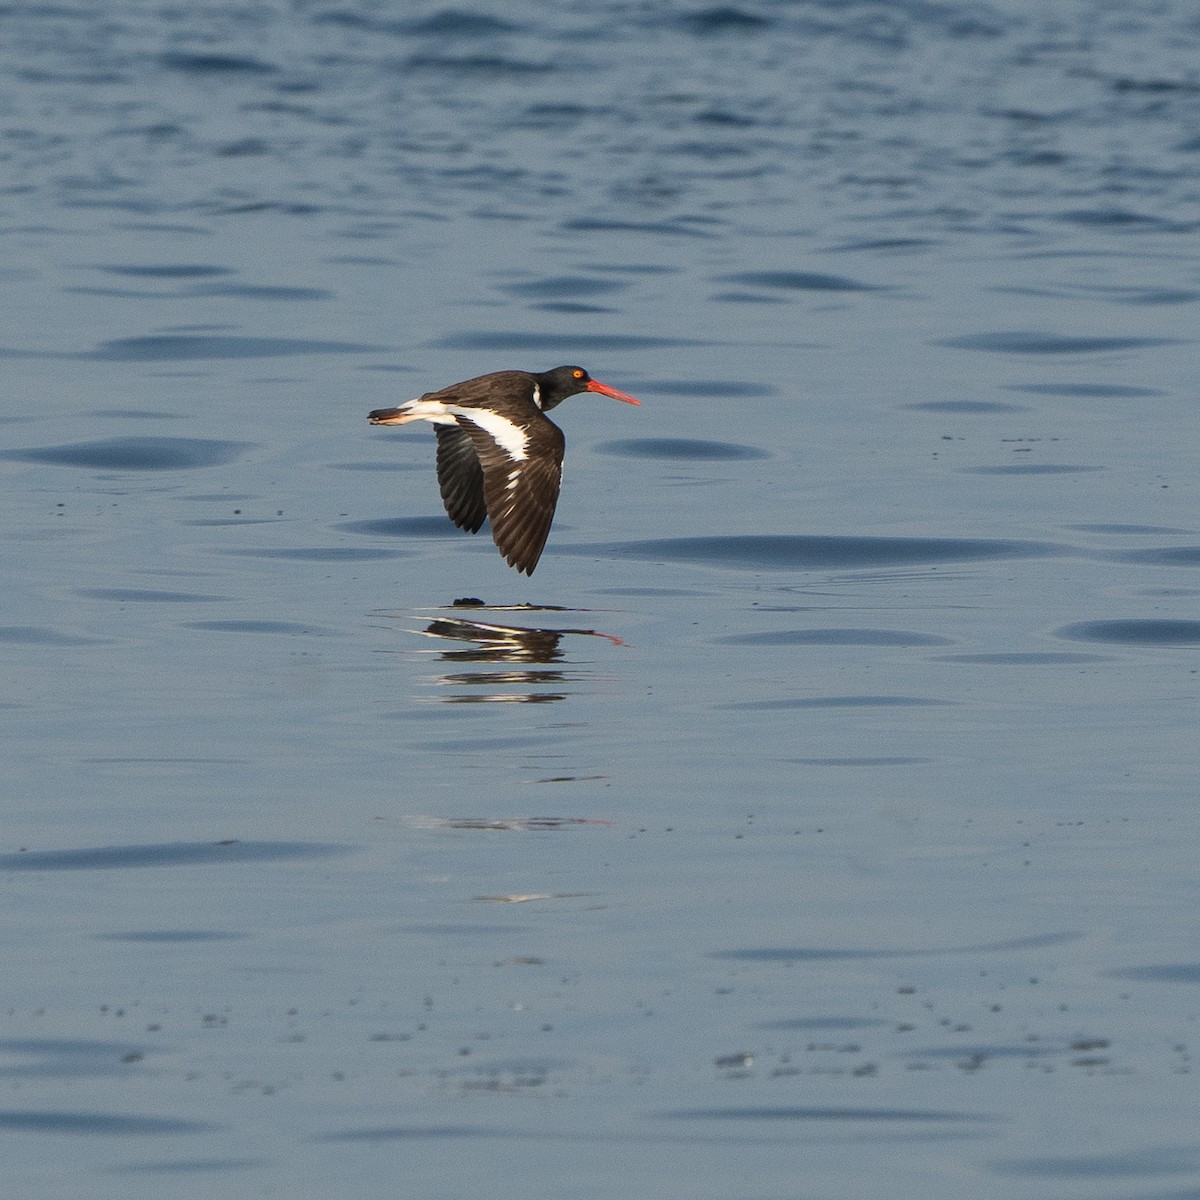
top-left (434, 425), bottom-right (488, 534)
top-left (460, 416), bottom-right (565, 576)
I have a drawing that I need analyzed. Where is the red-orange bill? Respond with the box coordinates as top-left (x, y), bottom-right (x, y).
top-left (586, 379), bottom-right (641, 406)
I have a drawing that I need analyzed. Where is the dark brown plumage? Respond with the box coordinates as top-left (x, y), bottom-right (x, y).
top-left (368, 366), bottom-right (640, 575)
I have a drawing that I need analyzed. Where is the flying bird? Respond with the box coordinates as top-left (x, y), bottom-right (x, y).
top-left (368, 365), bottom-right (640, 575)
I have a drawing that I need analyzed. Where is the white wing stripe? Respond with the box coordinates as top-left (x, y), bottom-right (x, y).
top-left (382, 399), bottom-right (532, 462)
top-left (449, 406), bottom-right (529, 462)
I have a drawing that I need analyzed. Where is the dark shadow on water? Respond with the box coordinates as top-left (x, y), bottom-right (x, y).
top-left (0, 335), bottom-right (385, 361)
top-left (0, 1110), bottom-right (217, 1135)
top-left (329, 461), bottom-right (424, 473)
top-left (711, 290), bottom-right (788, 305)
top-left (223, 546), bottom-right (406, 562)
top-left (159, 51), bottom-right (276, 74)
top-left (827, 237), bottom-right (939, 253)
top-left (1056, 619), bottom-right (1200, 646)
top-left (756, 1016), bottom-right (890, 1031)
top-left (904, 1041), bottom-right (1086, 1063)
top-left (0, 437), bottom-right (251, 470)
top-left (565, 534), bottom-right (1063, 570)
top-left (107, 1158), bottom-right (263, 1175)
top-left (987, 1147), bottom-right (1200, 1179)
top-left (964, 464), bottom-right (1101, 475)
top-left (1003, 383), bottom-right (1164, 398)
top-left (635, 379), bottom-right (776, 397)
top-left (716, 270), bottom-right (882, 292)
top-left (1112, 546), bottom-right (1200, 566)
top-left (95, 334), bottom-right (373, 360)
top-left (187, 283), bottom-right (334, 301)
top-left (1108, 964), bottom-right (1200, 984)
top-left (677, 7), bottom-right (771, 32)
top-left (497, 275), bottom-right (627, 299)
top-left (338, 516), bottom-right (461, 538)
top-left (715, 628), bottom-right (953, 647)
top-left (92, 264), bottom-right (234, 279)
top-left (529, 301), bottom-right (615, 314)
top-left (0, 626), bottom-right (106, 646)
top-left (94, 930), bottom-right (246, 942)
top-left (658, 1106), bottom-right (996, 1124)
top-left (937, 332), bottom-right (1179, 354)
top-left (594, 437), bottom-right (769, 461)
top-left (560, 217), bottom-right (720, 239)
top-left (391, 11), bottom-right (523, 35)
top-left (906, 400), bottom-right (1026, 413)
top-left (183, 620), bottom-right (325, 635)
top-left (0, 840), bottom-right (348, 871)
top-left (781, 756), bottom-right (932, 766)
top-left (78, 588), bottom-right (228, 603)
top-left (0, 1038), bottom-right (159, 1080)
top-left (429, 330), bottom-right (704, 352)
top-left (90, 408), bottom-right (183, 419)
top-left (1070, 523), bottom-right (1192, 535)
top-left (179, 517), bottom-right (280, 528)
top-left (937, 652), bottom-right (1109, 664)
top-left (711, 931), bottom-right (1082, 961)
top-left (722, 695), bottom-right (954, 711)
top-left (321, 1125), bottom-right (513, 1143)
top-left (319, 1116), bottom-right (994, 1147)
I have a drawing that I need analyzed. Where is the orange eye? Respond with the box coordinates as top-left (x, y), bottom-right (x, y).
top-left (573, 369), bottom-right (584, 379)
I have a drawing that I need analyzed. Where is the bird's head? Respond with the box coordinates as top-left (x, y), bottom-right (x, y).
top-left (536, 366), bottom-right (641, 411)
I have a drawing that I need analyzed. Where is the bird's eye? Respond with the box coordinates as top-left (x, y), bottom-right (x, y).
top-left (573, 369), bottom-right (584, 379)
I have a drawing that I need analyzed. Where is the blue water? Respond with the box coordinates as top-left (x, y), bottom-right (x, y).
top-left (3, 2), bottom-right (1199, 1196)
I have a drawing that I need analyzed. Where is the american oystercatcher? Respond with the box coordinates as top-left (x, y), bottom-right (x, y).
top-left (368, 366), bottom-right (640, 575)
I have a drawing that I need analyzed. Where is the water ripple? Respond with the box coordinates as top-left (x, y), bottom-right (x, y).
top-left (430, 330), bottom-right (702, 352)
top-left (1, 437), bottom-right (250, 470)
top-left (716, 270), bottom-right (881, 292)
top-left (77, 588), bottom-right (227, 603)
top-left (0, 1109), bottom-right (217, 1134)
top-left (712, 931), bottom-right (1081, 961)
top-left (0, 840), bottom-right (347, 872)
top-left (222, 547), bottom-right (405, 562)
top-left (159, 52), bottom-right (277, 75)
top-left (937, 332), bottom-right (1180, 354)
top-left (716, 628), bottom-right (952, 647)
top-left (1056, 619), bottom-right (1200, 646)
top-left (594, 438), bottom-right (768, 461)
top-left (338, 516), bottom-right (464, 538)
top-left (724, 695), bottom-right (952, 711)
top-left (183, 620), bottom-right (326, 635)
top-left (1108, 964), bottom-right (1200, 984)
top-left (965, 464), bottom-right (1101, 475)
top-left (637, 379), bottom-right (775, 398)
top-left (1004, 383), bottom-right (1164, 398)
top-left (988, 1147), bottom-right (1200, 1179)
top-left (93, 264), bottom-right (232, 279)
top-left (1113, 546), bottom-right (1200, 566)
top-left (81, 335), bottom-right (379, 361)
top-left (577, 534), bottom-right (1061, 570)
top-left (0, 626), bottom-right (105, 646)
top-left (659, 1105), bottom-right (995, 1124)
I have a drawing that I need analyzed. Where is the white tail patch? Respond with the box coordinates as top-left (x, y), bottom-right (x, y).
top-left (374, 398), bottom-right (530, 462)
top-left (375, 398), bottom-right (459, 426)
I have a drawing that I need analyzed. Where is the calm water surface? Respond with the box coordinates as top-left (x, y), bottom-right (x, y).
top-left (2, 2), bottom-right (1199, 1197)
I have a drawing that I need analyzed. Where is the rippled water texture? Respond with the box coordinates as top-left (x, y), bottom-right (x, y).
top-left (3, 2), bottom-right (1199, 1198)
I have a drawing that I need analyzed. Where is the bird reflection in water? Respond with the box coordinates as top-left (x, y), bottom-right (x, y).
top-left (401, 599), bottom-right (625, 704)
